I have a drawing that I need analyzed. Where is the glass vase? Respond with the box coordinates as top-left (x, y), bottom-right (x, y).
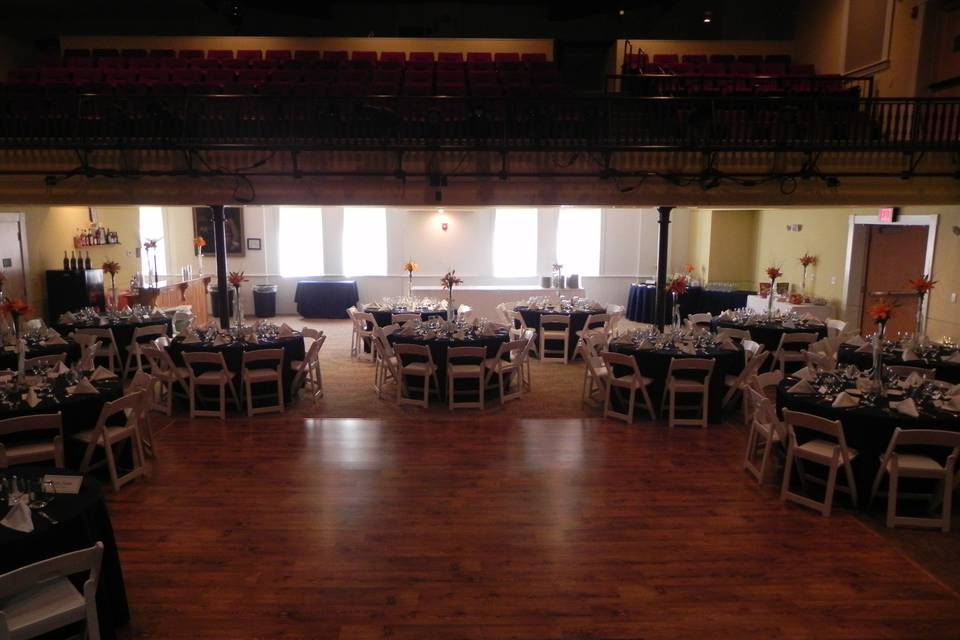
top-left (767, 280), bottom-right (775, 316)
top-left (197, 252), bottom-right (203, 276)
top-left (914, 296), bottom-right (925, 343)
top-left (671, 291), bottom-right (681, 333)
top-left (872, 322), bottom-right (886, 392)
top-left (234, 287), bottom-right (243, 333)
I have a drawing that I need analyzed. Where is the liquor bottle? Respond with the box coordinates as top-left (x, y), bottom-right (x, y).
top-left (63, 251), bottom-right (70, 270)
top-left (84, 252), bottom-right (92, 270)
top-left (69, 251), bottom-right (77, 271)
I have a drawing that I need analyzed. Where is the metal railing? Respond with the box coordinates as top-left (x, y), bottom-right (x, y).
top-left (0, 93), bottom-right (957, 153)
top-left (606, 72), bottom-right (874, 100)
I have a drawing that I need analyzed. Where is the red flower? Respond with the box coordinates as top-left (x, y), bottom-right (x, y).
top-left (666, 274), bottom-right (688, 296)
top-left (868, 299), bottom-right (897, 324)
top-left (228, 271), bottom-right (248, 287)
top-left (1, 298), bottom-right (32, 318)
top-left (101, 260), bottom-right (121, 276)
top-left (440, 270), bottom-right (463, 290)
top-left (766, 266), bottom-right (783, 281)
top-left (799, 254), bottom-right (816, 268)
top-left (143, 239), bottom-right (158, 251)
top-left (907, 274), bottom-right (936, 296)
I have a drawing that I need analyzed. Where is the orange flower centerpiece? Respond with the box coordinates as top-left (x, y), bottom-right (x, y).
top-left (907, 274), bottom-right (936, 340)
top-left (194, 236), bottom-right (207, 274)
top-left (798, 253), bottom-right (816, 300)
top-left (402, 260), bottom-right (418, 296)
top-left (665, 274), bottom-right (689, 331)
top-left (228, 271), bottom-right (248, 331)
top-left (764, 265), bottom-right (783, 315)
top-left (102, 260), bottom-right (121, 309)
top-left (1, 298), bottom-right (32, 339)
top-left (440, 269), bottom-right (463, 319)
top-left (868, 298), bottom-right (897, 387)
top-left (143, 239), bottom-right (159, 285)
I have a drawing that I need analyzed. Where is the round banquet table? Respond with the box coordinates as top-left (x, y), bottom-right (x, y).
top-left (837, 344), bottom-right (960, 384)
top-left (609, 342), bottom-right (743, 423)
top-left (0, 468), bottom-right (128, 640)
top-left (776, 379), bottom-right (960, 508)
top-left (0, 338), bottom-right (81, 370)
top-left (515, 307), bottom-right (606, 359)
top-left (389, 330), bottom-right (510, 396)
top-left (0, 376), bottom-right (124, 468)
top-left (55, 317), bottom-right (172, 364)
top-left (712, 319), bottom-right (828, 353)
top-left (364, 307), bottom-right (448, 327)
top-left (167, 334), bottom-right (306, 404)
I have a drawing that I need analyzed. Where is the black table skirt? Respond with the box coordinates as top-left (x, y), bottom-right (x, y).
top-left (777, 380), bottom-right (960, 507)
top-left (167, 336), bottom-right (306, 403)
top-left (389, 332), bottom-right (509, 393)
top-left (626, 284), bottom-right (750, 324)
top-left (516, 308), bottom-right (603, 359)
top-left (609, 344), bottom-right (743, 423)
top-left (0, 470), bottom-right (129, 640)
top-left (367, 308), bottom-right (448, 327)
top-left (55, 318), bottom-right (172, 365)
top-left (713, 320), bottom-right (828, 354)
top-left (295, 280), bottom-right (359, 319)
top-left (0, 340), bottom-right (81, 370)
top-left (837, 345), bottom-right (960, 384)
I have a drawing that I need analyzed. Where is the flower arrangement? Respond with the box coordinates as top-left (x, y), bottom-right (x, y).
top-left (102, 260), bottom-right (121, 307)
top-left (193, 236), bottom-right (206, 253)
top-left (764, 265), bottom-right (783, 314)
top-left (551, 263), bottom-right (563, 288)
top-left (766, 266), bottom-right (783, 281)
top-left (666, 274), bottom-right (689, 296)
top-left (228, 271), bottom-right (248, 288)
top-left (868, 299), bottom-right (896, 325)
top-left (798, 253), bottom-right (816, 299)
top-left (907, 274), bottom-right (935, 339)
top-left (143, 239), bottom-right (159, 284)
top-left (868, 298), bottom-right (897, 388)
top-left (440, 270), bottom-right (463, 291)
top-left (143, 239), bottom-right (158, 251)
top-left (1, 298), bottom-right (32, 338)
top-left (402, 260), bottom-right (418, 275)
top-left (684, 263), bottom-right (695, 275)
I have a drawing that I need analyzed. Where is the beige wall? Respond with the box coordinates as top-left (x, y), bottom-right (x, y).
top-left (900, 205), bottom-right (960, 341)
top-left (792, 0), bottom-right (846, 75)
top-left (872, 0), bottom-right (926, 97)
top-left (18, 206), bottom-right (91, 317)
top-left (708, 210), bottom-right (757, 288)
top-left (687, 209), bottom-right (712, 283)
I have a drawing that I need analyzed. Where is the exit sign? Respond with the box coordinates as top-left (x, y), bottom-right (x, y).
top-left (879, 207), bottom-right (898, 223)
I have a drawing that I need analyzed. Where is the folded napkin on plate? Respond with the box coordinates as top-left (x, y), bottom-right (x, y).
top-left (843, 335), bottom-right (866, 347)
top-left (98, 317), bottom-right (110, 326)
top-left (53, 361), bottom-right (69, 376)
top-left (743, 318), bottom-right (757, 327)
top-left (793, 366), bottom-right (815, 381)
top-left (781, 321), bottom-right (796, 329)
top-left (903, 371), bottom-right (924, 388)
top-left (1, 498), bottom-right (33, 533)
top-left (71, 378), bottom-right (99, 395)
top-left (802, 314), bottom-right (824, 325)
top-left (636, 339), bottom-right (655, 350)
top-left (58, 312), bottom-right (76, 324)
top-left (678, 344), bottom-right (697, 355)
top-left (243, 333), bottom-right (259, 344)
top-left (945, 351), bottom-right (960, 363)
top-left (278, 327), bottom-right (294, 339)
top-left (717, 311), bottom-right (735, 321)
top-left (90, 366), bottom-right (117, 381)
top-left (947, 383), bottom-right (960, 397)
top-left (720, 338), bottom-right (738, 351)
top-left (832, 392), bottom-right (859, 408)
top-left (421, 331), bottom-right (436, 340)
top-left (901, 348), bottom-right (919, 362)
top-left (23, 387), bottom-right (41, 408)
top-left (182, 335), bottom-right (201, 345)
top-left (45, 334), bottom-right (67, 345)
top-left (212, 335), bottom-right (229, 346)
top-left (130, 369), bottom-right (153, 390)
top-left (938, 394), bottom-right (960, 412)
top-left (479, 327), bottom-right (495, 337)
top-left (399, 325), bottom-right (417, 337)
top-left (154, 336), bottom-right (171, 348)
top-left (889, 397), bottom-right (919, 417)
top-left (453, 332), bottom-right (467, 340)
top-left (788, 379), bottom-right (816, 394)
top-left (855, 343), bottom-right (874, 353)
top-left (46, 327), bottom-right (62, 338)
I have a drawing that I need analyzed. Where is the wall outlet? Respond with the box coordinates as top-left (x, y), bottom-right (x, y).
top-left (830, 276), bottom-right (837, 285)
top-left (952, 292), bottom-right (957, 304)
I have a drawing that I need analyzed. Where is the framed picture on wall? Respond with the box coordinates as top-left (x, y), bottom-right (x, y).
top-left (775, 282), bottom-right (790, 295)
top-left (193, 206), bottom-right (245, 256)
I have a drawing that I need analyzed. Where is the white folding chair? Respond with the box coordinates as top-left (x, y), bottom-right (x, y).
top-left (291, 335), bottom-right (325, 404)
top-left (717, 327), bottom-right (752, 342)
top-left (722, 348), bottom-right (770, 422)
top-left (743, 388), bottom-right (785, 483)
top-left (483, 340), bottom-right (526, 406)
top-left (123, 324), bottom-right (168, 378)
top-left (76, 391), bottom-right (147, 492)
top-left (391, 313), bottom-right (421, 325)
top-left (346, 306), bottom-right (360, 356)
top-left (125, 370), bottom-right (160, 459)
top-left (520, 328), bottom-right (537, 391)
top-left (371, 330), bottom-right (400, 399)
top-left (780, 409), bottom-right (858, 517)
top-left (600, 351), bottom-right (657, 424)
top-left (75, 328), bottom-right (122, 374)
top-left (181, 351), bottom-right (240, 419)
top-left (0, 413), bottom-right (64, 468)
top-left (139, 346), bottom-right (190, 416)
top-left (241, 348), bottom-right (285, 416)
top-left (580, 342), bottom-right (608, 408)
top-left (0, 542), bottom-right (104, 640)
top-left (661, 358), bottom-right (714, 429)
top-left (538, 315), bottom-right (571, 364)
top-left (447, 346), bottom-right (486, 410)
top-left (352, 312), bottom-right (376, 362)
top-left (870, 428), bottom-right (960, 532)
top-left (772, 332), bottom-right (818, 373)
top-left (394, 343), bottom-right (440, 408)
top-left (825, 318), bottom-right (847, 338)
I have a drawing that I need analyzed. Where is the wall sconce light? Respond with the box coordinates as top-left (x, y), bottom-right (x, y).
top-left (441, 222), bottom-right (449, 232)
top-left (438, 208), bottom-right (449, 232)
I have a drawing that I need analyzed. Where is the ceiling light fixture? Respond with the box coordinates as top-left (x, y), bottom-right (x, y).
top-left (703, 11), bottom-right (713, 23)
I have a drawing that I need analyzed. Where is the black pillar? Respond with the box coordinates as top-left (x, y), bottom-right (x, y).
top-left (654, 206), bottom-right (673, 331)
top-left (210, 205), bottom-right (230, 330)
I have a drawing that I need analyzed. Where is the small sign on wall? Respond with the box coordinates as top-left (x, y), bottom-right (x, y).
top-left (878, 207), bottom-right (898, 223)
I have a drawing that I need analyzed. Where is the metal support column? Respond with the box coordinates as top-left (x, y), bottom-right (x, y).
top-left (210, 205), bottom-right (230, 330)
top-left (654, 206), bottom-right (673, 331)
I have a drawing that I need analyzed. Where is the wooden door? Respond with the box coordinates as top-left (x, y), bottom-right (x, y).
top-left (859, 225), bottom-right (928, 336)
top-left (0, 218), bottom-right (27, 300)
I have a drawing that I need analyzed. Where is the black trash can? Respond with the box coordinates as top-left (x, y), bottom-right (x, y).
top-left (209, 284), bottom-right (235, 319)
top-left (253, 284), bottom-right (278, 318)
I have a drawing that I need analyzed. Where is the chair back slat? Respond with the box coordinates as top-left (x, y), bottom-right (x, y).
top-left (888, 427), bottom-right (960, 450)
top-left (0, 412), bottom-right (62, 438)
top-left (0, 542), bottom-right (103, 602)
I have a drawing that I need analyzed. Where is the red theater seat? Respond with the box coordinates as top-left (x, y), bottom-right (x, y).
top-left (266, 50), bottom-right (292, 62)
top-left (64, 57), bottom-right (93, 69)
top-left (204, 69), bottom-right (235, 85)
top-left (72, 68), bottom-right (104, 83)
top-left (93, 48), bottom-right (119, 59)
top-left (294, 50), bottom-right (321, 61)
top-left (40, 68), bottom-right (72, 82)
top-left (172, 69), bottom-right (204, 84)
top-left (710, 54), bottom-right (735, 64)
top-left (189, 58), bottom-right (220, 70)
top-left (159, 57), bottom-right (188, 69)
top-left (138, 69), bottom-right (170, 84)
top-left (97, 57), bottom-right (126, 69)
top-left (737, 54), bottom-right (763, 64)
top-left (178, 49), bottom-right (204, 60)
top-left (380, 51), bottom-right (405, 64)
top-left (103, 69), bottom-right (136, 85)
top-left (304, 69), bottom-right (336, 84)
top-left (323, 50), bottom-right (349, 64)
top-left (438, 52), bottom-right (463, 64)
top-left (237, 50), bottom-right (263, 62)
top-left (121, 49), bottom-right (147, 58)
top-left (150, 49), bottom-right (176, 58)
top-left (409, 52), bottom-right (435, 63)
top-left (64, 49), bottom-right (91, 58)
top-left (652, 54), bottom-right (679, 65)
top-left (467, 52), bottom-right (492, 64)
top-left (403, 80), bottom-right (433, 96)
top-left (208, 50), bottom-right (234, 61)
top-left (682, 54), bottom-right (707, 65)
top-left (129, 58), bottom-right (160, 70)
top-left (765, 54), bottom-right (792, 65)
top-left (272, 69), bottom-right (303, 83)
top-left (757, 63), bottom-right (786, 76)
top-left (493, 52), bottom-right (519, 63)
top-left (222, 59), bottom-right (250, 70)
top-left (521, 53), bottom-right (547, 63)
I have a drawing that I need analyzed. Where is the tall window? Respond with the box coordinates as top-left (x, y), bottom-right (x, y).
top-left (556, 207), bottom-right (601, 277)
top-left (139, 206), bottom-right (167, 276)
top-left (342, 207), bottom-right (387, 276)
top-left (492, 208), bottom-right (538, 277)
top-left (279, 207), bottom-right (324, 276)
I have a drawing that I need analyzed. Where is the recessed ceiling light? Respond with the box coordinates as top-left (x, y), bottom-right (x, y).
top-left (703, 11), bottom-right (713, 23)
top-left (618, 8), bottom-right (625, 16)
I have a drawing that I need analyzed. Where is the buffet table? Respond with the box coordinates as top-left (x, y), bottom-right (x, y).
top-left (295, 280), bottom-right (359, 318)
top-left (626, 284), bottom-right (750, 324)
top-left (119, 276), bottom-right (211, 325)
top-left (745, 295), bottom-right (835, 320)
top-left (411, 285), bottom-right (585, 322)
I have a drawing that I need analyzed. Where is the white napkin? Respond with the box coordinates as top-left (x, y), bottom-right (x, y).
top-left (278, 325), bottom-right (294, 338)
top-left (720, 338), bottom-right (738, 351)
top-left (98, 317), bottom-right (110, 326)
top-left (744, 318), bottom-right (757, 327)
top-left (855, 343), bottom-right (874, 353)
top-left (154, 336), bottom-right (171, 348)
top-left (45, 334), bottom-right (67, 345)
top-left (782, 321), bottom-right (796, 329)
top-left (794, 366), bottom-right (815, 381)
top-left (399, 325), bottom-right (417, 337)
top-left (788, 379), bottom-right (815, 394)
top-left (679, 344), bottom-right (696, 355)
top-left (182, 334), bottom-right (201, 345)
top-left (889, 397), bottom-right (919, 417)
top-left (1, 498), bottom-right (33, 533)
top-left (90, 366), bottom-right (117, 381)
top-left (901, 349), bottom-right (919, 362)
top-left (802, 314), bottom-right (824, 325)
top-left (453, 332), bottom-right (467, 340)
top-left (832, 392), bottom-right (859, 408)
top-left (23, 387), bottom-right (41, 408)
top-left (71, 378), bottom-right (99, 395)
top-left (903, 371), bottom-right (924, 388)
top-left (212, 335), bottom-right (229, 346)
top-left (130, 370), bottom-right (153, 391)
top-left (938, 394), bottom-right (960, 412)
top-left (718, 311), bottom-right (734, 321)
top-left (943, 351), bottom-right (960, 363)
top-left (946, 384), bottom-right (960, 398)
top-left (636, 339), bottom-right (654, 350)
top-left (843, 335), bottom-right (866, 347)
top-left (244, 333), bottom-right (260, 344)
top-left (422, 331), bottom-right (436, 340)
top-left (58, 312), bottom-right (76, 324)
top-left (53, 361), bottom-right (69, 376)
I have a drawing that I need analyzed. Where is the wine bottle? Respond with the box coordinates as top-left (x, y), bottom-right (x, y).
top-left (63, 251), bottom-right (70, 270)
top-left (69, 251), bottom-right (77, 271)
top-left (84, 252), bottom-right (92, 270)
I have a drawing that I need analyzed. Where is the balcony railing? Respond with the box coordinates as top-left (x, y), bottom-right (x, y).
top-left (0, 93), bottom-right (958, 154)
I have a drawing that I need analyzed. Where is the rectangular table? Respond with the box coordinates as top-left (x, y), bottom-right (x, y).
top-left (626, 284), bottom-right (750, 323)
top-left (746, 295), bottom-right (835, 320)
top-left (294, 280), bottom-right (359, 318)
top-left (411, 285), bottom-right (585, 322)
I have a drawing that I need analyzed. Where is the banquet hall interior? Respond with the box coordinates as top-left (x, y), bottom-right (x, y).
top-left (2, 0), bottom-right (960, 638)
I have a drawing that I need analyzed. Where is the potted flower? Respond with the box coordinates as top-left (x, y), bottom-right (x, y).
top-left (765, 265), bottom-right (783, 315)
top-left (798, 253), bottom-right (816, 301)
top-left (402, 260), bottom-right (418, 297)
top-left (440, 270), bottom-right (463, 320)
top-left (102, 260), bottom-right (121, 309)
top-left (907, 274), bottom-right (935, 341)
top-left (143, 239), bottom-right (159, 285)
top-left (666, 273), bottom-right (689, 332)
top-left (194, 236), bottom-right (206, 275)
top-left (228, 271), bottom-right (248, 331)
top-left (868, 299), bottom-right (896, 389)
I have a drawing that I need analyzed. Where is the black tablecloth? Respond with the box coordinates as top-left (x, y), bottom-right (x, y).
top-left (0, 377), bottom-right (124, 468)
top-left (515, 308), bottom-right (604, 358)
top-left (295, 280), bottom-right (359, 319)
top-left (837, 345), bottom-right (960, 384)
top-left (365, 308), bottom-right (448, 327)
top-left (609, 343), bottom-right (743, 423)
top-left (389, 331), bottom-right (509, 394)
top-left (626, 284), bottom-right (750, 324)
top-left (713, 319), bottom-right (828, 353)
top-left (0, 339), bottom-right (81, 370)
top-left (777, 380), bottom-right (960, 507)
top-left (0, 469), bottom-right (129, 640)
top-left (55, 318), bottom-right (172, 365)
top-left (167, 335), bottom-right (306, 403)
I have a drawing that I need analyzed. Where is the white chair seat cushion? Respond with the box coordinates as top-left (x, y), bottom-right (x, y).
top-left (0, 577), bottom-right (85, 637)
top-left (244, 369), bottom-right (280, 383)
top-left (401, 362), bottom-right (435, 375)
top-left (448, 364), bottom-right (483, 375)
top-left (797, 439), bottom-right (858, 460)
top-left (883, 453), bottom-right (944, 473)
top-left (5, 442), bottom-right (57, 462)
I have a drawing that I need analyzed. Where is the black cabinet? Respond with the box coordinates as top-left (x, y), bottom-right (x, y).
top-left (45, 269), bottom-right (105, 323)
